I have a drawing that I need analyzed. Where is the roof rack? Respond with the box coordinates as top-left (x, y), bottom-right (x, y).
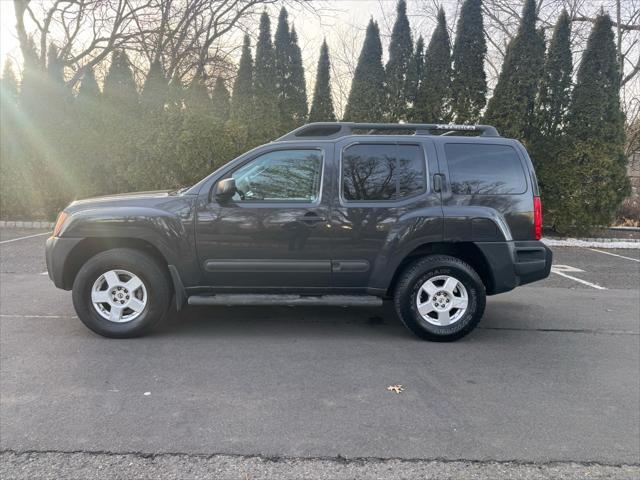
top-left (276, 122), bottom-right (500, 141)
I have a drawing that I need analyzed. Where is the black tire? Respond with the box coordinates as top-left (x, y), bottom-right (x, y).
top-left (72, 248), bottom-right (171, 338)
top-left (394, 255), bottom-right (486, 342)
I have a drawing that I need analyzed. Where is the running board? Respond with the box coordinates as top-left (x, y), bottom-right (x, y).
top-left (187, 294), bottom-right (383, 307)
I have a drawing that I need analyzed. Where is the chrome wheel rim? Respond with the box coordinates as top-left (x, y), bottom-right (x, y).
top-left (415, 275), bottom-right (469, 326)
top-left (91, 269), bottom-right (147, 323)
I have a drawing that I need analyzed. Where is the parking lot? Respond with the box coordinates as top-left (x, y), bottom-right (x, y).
top-left (1, 228), bottom-right (639, 478)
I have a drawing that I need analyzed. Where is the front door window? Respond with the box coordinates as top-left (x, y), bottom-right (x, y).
top-left (232, 150), bottom-right (323, 203)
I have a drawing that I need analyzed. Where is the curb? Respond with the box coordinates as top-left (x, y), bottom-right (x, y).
top-left (608, 226), bottom-right (640, 232)
top-left (0, 221), bottom-right (54, 229)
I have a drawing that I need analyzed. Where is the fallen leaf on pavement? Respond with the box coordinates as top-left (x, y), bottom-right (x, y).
top-left (387, 384), bottom-right (404, 394)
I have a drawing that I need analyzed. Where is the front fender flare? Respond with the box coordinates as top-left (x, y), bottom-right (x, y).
top-left (59, 207), bottom-right (199, 285)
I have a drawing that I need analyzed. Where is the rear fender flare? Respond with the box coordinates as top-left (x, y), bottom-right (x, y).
top-left (369, 207), bottom-right (510, 291)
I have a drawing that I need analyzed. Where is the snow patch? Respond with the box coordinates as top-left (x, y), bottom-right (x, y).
top-left (543, 238), bottom-right (640, 249)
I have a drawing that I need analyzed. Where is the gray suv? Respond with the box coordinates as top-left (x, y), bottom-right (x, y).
top-left (45, 122), bottom-right (552, 341)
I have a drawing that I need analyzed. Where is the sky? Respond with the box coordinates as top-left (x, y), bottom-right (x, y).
top-left (1, 0), bottom-right (636, 117)
top-left (1, 0), bottom-right (19, 67)
top-left (0, 0), bottom-right (390, 68)
top-left (0, 0), bottom-right (400, 113)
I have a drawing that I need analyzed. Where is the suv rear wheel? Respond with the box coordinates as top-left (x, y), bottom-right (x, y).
top-left (72, 248), bottom-right (171, 338)
top-left (394, 255), bottom-right (486, 341)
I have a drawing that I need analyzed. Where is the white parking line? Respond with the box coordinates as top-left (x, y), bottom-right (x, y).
top-left (551, 264), bottom-right (584, 273)
top-left (0, 314), bottom-right (76, 319)
top-left (0, 232), bottom-right (50, 244)
top-left (587, 248), bottom-right (640, 263)
top-left (551, 268), bottom-right (607, 290)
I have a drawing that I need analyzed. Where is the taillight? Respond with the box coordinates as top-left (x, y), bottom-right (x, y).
top-left (53, 212), bottom-right (68, 237)
top-left (533, 196), bottom-right (542, 240)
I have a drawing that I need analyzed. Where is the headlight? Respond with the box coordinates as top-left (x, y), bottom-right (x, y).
top-left (53, 212), bottom-right (69, 237)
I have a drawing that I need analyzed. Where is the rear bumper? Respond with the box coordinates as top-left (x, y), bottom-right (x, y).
top-left (476, 240), bottom-right (552, 295)
top-left (45, 236), bottom-right (83, 290)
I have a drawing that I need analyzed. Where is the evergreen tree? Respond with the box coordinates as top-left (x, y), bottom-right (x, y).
top-left (230, 34), bottom-right (253, 124)
top-left (534, 10), bottom-right (572, 137)
top-left (0, 59), bottom-right (25, 217)
top-left (38, 44), bottom-right (74, 215)
top-left (18, 37), bottom-right (43, 121)
top-left (343, 19), bottom-right (385, 122)
top-left (287, 27), bottom-right (308, 127)
top-left (274, 7), bottom-right (290, 72)
top-left (159, 78), bottom-right (187, 187)
top-left (309, 40), bottom-right (336, 122)
top-left (77, 67), bottom-right (101, 102)
top-left (71, 67), bottom-right (106, 198)
top-left (546, 13), bottom-right (629, 233)
top-left (385, 0), bottom-right (413, 121)
top-left (228, 34), bottom-right (255, 158)
top-left (42, 44), bottom-right (68, 117)
top-left (0, 60), bottom-right (18, 104)
top-left (134, 60), bottom-right (170, 191)
top-left (274, 9), bottom-right (307, 132)
top-left (414, 8), bottom-right (452, 123)
top-left (568, 14), bottom-right (625, 147)
top-left (103, 50), bottom-right (138, 107)
top-left (0, 60), bottom-right (19, 158)
top-left (529, 11), bottom-right (572, 230)
top-left (406, 35), bottom-right (424, 110)
top-left (274, 7), bottom-right (291, 128)
top-left (177, 76), bottom-right (216, 184)
top-left (15, 38), bottom-right (48, 215)
top-left (184, 76), bottom-right (211, 115)
top-left (166, 77), bottom-right (185, 113)
top-left (484, 0), bottom-right (544, 141)
top-left (253, 11), bottom-right (279, 142)
top-left (47, 45), bottom-right (65, 85)
top-left (1, 59), bottom-right (19, 103)
top-left (211, 77), bottom-right (233, 171)
top-left (450, 0), bottom-right (486, 123)
top-left (0, 60), bottom-right (19, 154)
top-left (209, 77), bottom-right (232, 172)
top-left (101, 50), bottom-right (139, 193)
top-left (211, 77), bottom-right (231, 123)
top-left (141, 60), bottom-right (168, 113)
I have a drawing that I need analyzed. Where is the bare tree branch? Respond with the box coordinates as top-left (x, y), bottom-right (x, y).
top-left (571, 15), bottom-right (640, 32)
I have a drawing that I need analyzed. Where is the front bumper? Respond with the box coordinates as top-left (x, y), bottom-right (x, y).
top-left (45, 236), bottom-right (83, 290)
top-left (476, 240), bottom-right (553, 295)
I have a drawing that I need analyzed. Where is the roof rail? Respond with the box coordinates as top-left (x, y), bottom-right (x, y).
top-left (276, 122), bottom-right (500, 141)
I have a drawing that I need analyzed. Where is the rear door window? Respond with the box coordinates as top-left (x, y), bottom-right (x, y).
top-left (342, 144), bottom-right (426, 201)
top-left (444, 143), bottom-right (527, 195)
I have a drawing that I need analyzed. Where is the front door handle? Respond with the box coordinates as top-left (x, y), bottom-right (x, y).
top-left (433, 173), bottom-right (445, 193)
top-left (297, 212), bottom-right (326, 224)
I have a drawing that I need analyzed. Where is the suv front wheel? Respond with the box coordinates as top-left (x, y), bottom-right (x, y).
top-left (394, 255), bottom-right (486, 341)
top-left (72, 248), bottom-right (171, 338)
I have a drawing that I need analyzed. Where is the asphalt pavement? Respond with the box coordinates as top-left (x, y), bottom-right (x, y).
top-left (1, 229), bottom-right (638, 479)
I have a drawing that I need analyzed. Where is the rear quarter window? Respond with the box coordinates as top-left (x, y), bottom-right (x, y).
top-left (444, 143), bottom-right (527, 195)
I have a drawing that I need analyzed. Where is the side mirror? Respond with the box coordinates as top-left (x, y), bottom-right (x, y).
top-left (215, 178), bottom-right (236, 202)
